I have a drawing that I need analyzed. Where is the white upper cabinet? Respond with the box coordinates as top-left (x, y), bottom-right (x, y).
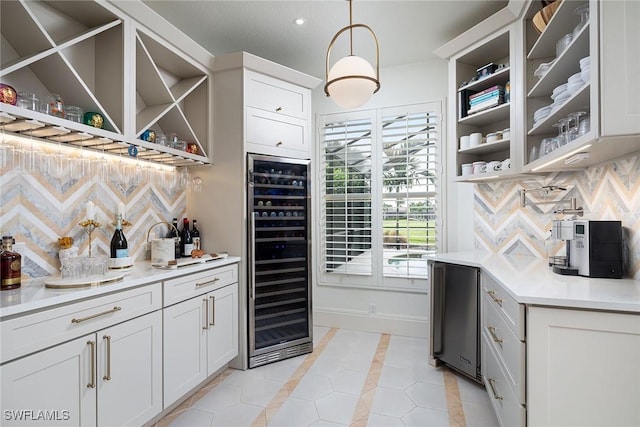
top-left (523, 0), bottom-right (640, 173)
top-left (0, 0), bottom-right (212, 166)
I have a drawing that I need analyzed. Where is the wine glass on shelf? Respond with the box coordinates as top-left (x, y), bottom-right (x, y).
top-left (567, 111), bottom-right (587, 142)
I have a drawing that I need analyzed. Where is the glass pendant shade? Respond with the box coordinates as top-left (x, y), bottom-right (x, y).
top-left (326, 55), bottom-right (377, 109)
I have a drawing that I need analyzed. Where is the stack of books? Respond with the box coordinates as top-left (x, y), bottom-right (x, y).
top-left (467, 85), bottom-right (505, 115)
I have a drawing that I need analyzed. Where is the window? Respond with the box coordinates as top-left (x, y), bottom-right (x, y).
top-left (318, 103), bottom-right (442, 291)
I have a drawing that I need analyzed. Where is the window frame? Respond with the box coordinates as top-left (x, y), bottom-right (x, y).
top-left (315, 102), bottom-right (443, 293)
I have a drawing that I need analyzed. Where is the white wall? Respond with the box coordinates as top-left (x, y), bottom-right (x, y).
top-left (311, 59), bottom-right (477, 337)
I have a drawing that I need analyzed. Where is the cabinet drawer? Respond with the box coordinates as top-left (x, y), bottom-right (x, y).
top-left (164, 263), bottom-right (238, 306)
top-left (482, 293), bottom-right (525, 404)
top-left (483, 333), bottom-right (526, 427)
top-left (482, 273), bottom-right (524, 340)
top-left (246, 107), bottom-right (309, 156)
top-left (1, 283), bottom-right (162, 364)
top-left (245, 71), bottom-right (309, 120)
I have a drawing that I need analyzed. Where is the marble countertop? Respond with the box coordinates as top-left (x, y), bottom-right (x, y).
top-left (0, 256), bottom-right (241, 319)
top-left (428, 252), bottom-right (640, 313)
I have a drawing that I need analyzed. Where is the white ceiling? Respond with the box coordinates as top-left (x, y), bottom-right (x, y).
top-left (143, 0), bottom-right (508, 79)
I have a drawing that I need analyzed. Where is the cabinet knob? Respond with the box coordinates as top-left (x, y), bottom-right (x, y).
top-left (275, 106), bottom-right (283, 112)
top-left (276, 141), bottom-right (283, 147)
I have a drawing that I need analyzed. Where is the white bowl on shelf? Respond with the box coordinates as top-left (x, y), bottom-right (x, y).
top-left (580, 68), bottom-right (591, 84)
top-left (534, 105), bottom-right (553, 122)
top-left (579, 56), bottom-right (591, 70)
top-left (551, 83), bottom-right (568, 100)
top-left (567, 80), bottom-right (584, 96)
top-left (567, 72), bottom-right (583, 84)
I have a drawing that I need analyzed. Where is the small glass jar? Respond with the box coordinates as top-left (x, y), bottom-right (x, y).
top-left (45, 93), bottom-right (65, 118)
top-left (174, 140), bottom-right (186, 151)
top-left (17, 92), bottom-right (39, 111)
top-left (65, 106), bottom-right (83, 123)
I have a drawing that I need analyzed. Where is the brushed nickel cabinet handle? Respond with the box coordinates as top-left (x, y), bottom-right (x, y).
top-left (196, 278), bottom-right (219, 287)
top-left (487, 326), bottom-right (503, 345)
top-left (87, 340), bottom-right (96, 389)
top-left (486, 290), bottom-right (503, 307)
top-left (209, 295), bottom-right (215, 326)
top-left (275, 106), bottom-right (283, 112)
top-left (103, 335), bottom-right (111, 381)
top-left (72, 306), bottom-right (121, 324)
top-left (203, 298), bottom-right (208, 330)
top-left (487, 378), bottom-right (503, 400)
top-left (276, 141), bottom-right (283, 147)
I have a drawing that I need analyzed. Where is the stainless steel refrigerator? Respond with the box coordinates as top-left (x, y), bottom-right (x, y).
top-left (429, 261), bottom-right (481, 382)
top-left (247, 154), bottom-right (312, 368)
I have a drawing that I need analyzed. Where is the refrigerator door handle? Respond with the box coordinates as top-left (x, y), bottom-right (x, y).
top-left (249, 213), bottom-right (256, 301)
top-left (431, 263), bottom-right (445, 356)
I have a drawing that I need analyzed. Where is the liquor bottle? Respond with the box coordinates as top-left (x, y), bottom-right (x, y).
top-left (110, 213), bottom-right (129, 258)
top-left (181, 218), bottom-right (194, 257)
top-left (167, 218), bottom-right (180, 259)
top-left (1, 236), bottom-right (21, 290)
top-left (192, 219), bottom-right (201, 251)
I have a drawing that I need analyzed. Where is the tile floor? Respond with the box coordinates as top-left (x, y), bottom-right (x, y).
top-left (155, 326), bottom-right (499, 427)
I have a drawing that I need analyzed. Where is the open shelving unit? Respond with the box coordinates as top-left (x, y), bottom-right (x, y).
top-left (0, 0), bottom-right (211, 167)
top-left (450, 27), bottom-right (517, 182)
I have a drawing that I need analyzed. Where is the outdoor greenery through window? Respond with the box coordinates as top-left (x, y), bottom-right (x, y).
top-left (319, 103), bottom-right (441, 290)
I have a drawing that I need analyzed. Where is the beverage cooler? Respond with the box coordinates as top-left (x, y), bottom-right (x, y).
top-left (247, 154), bottom-right (312, 368)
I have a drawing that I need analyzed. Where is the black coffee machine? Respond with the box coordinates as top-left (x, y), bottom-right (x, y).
top-left (551, 220), bottom-right (624, 278)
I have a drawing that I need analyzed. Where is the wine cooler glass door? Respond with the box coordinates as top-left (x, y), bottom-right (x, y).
top-left (247, 154), bottom-right (312, 366)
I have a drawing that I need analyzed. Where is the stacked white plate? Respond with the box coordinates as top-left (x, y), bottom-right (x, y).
top-left (551, 83), bottom-right (570, 110)
top-left (534, 104), bottom-right (553, 125)
top-left (566, 72), bottom-right (584, 95)
top-left (579, 56), bottom-right (591, 83)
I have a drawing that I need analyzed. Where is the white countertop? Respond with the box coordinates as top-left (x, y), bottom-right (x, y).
top-left (428, 252), bottom-right (640, 313)
top-left (0, 256), bottom-right (241, 319)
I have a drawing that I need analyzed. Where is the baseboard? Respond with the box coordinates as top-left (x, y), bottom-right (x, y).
top-left (313, 308), bottom-right (429, 338)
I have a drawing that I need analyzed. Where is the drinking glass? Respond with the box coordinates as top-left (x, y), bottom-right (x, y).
top-left (578, 115), bottom-right (591, 136)
top-left (567, 111), bottom-right (587, 142)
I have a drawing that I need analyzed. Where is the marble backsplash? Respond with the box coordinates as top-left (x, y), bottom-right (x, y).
top-left (0, 140), bottom-right (188, 278)
top-left (474, 152), bottom-right (640, 279)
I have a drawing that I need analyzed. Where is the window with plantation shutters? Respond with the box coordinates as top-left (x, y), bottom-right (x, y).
top-left (318, 102), bottom-right (442, 291)
top-left (320, 114), bottom-right (374, 277)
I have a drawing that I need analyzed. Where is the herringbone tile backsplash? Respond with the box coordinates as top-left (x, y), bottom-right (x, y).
top-left (0, 151), bottom-right (187, 278)
top-left (2, 143), bottom-right (639, 279)
top-left (474, 153), bottom-right (640, 279)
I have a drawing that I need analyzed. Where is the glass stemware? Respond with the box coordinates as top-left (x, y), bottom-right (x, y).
top-left (567, 111), bottom-right (587, 142)
top-left (573, 4), bottom-right (590, 37)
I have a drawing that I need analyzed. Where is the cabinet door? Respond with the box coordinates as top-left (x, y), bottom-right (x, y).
top-left (528, 307), bottom-right (640, 427)
top-left (163, 296), bottom-right (208, 407)
top-left (246, 107), bottom-right (309, 158)
top-left (600, 0), bottom-right (640, 136)
top-left (207, 283), bottom-right (239, 376)
top-left (0, 335), bottom-right (96, 427)
top-left (97, 310), bottom-right (162, 427)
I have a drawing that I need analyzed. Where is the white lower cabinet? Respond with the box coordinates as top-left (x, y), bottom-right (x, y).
top-left (163, 281), bottom-right (238, 407)
top-left (527, 306), bottom-right (640, 427)
top-left (0, 310), bottom-right (162, 427)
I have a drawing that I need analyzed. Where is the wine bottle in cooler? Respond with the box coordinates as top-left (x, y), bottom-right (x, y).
top-left (192, 219), bottom-right (201, 251)
top-left (110, 213), bottom-right (128, 258)
top-left (181, 218), bottom-right (194, 257)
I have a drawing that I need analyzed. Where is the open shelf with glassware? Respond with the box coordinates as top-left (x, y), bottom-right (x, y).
top-left (0, 0), bottom-right (211, 167)
top-left (522, 0), bottom-right (640, 173)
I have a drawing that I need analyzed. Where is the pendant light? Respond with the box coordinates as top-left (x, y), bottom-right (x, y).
top-left (324, 0), bottom-right (380, 109)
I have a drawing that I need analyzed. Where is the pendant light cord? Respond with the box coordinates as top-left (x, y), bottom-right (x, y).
top-left (349, 0), bottom-right (353, 56)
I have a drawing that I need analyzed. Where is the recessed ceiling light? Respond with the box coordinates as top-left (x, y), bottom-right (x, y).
top-left (294, 18), bottom-right (305, 26)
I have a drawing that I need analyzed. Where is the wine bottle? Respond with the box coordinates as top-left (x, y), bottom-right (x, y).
top-left (1, 236), bottom-right (21, 290)
top-left (167, 217), bottom-right (180, 259)
top-left (110, 213), bottom-right (129, 258)
top-left (181, 218), bottom-right (194, 257)
top-left (192, 219), bottom-right (201, 251)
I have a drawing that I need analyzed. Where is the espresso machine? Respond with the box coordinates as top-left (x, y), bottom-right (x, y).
top-left (551, 220), bottom-right (624, 278)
